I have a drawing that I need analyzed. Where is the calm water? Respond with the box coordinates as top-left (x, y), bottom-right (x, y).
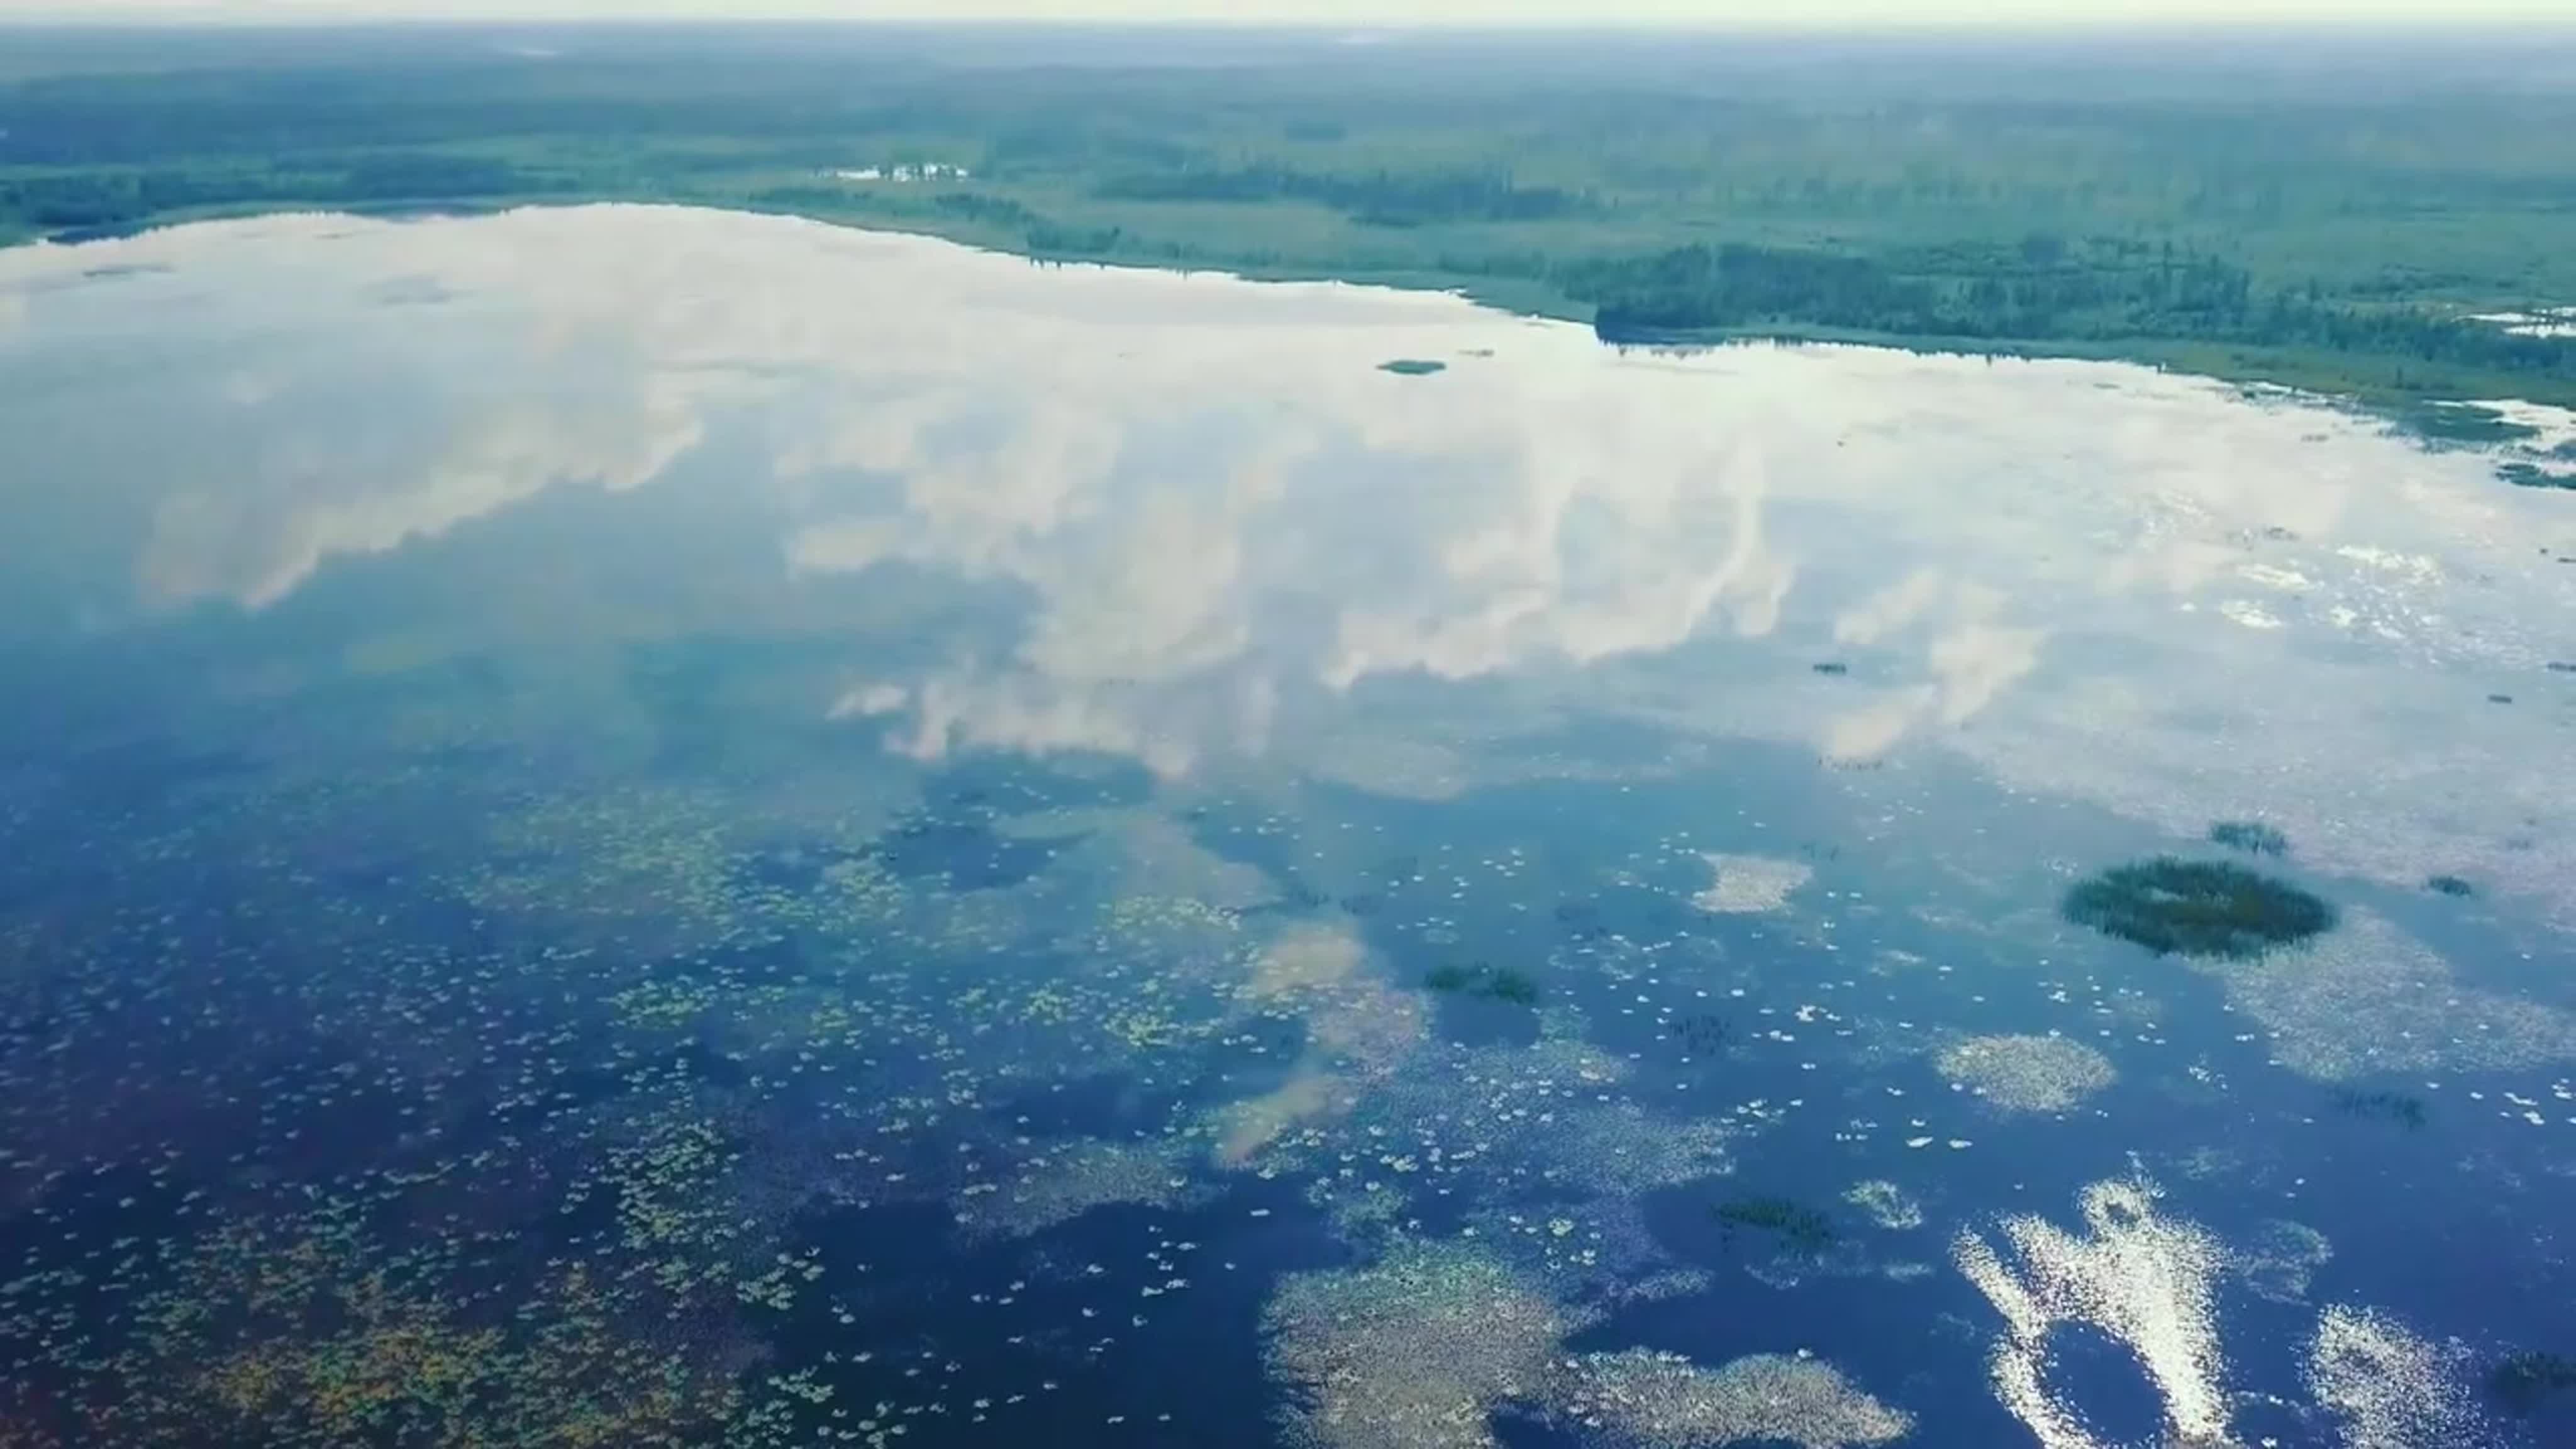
top-left (1, 204), bottom-right (2572, 1449)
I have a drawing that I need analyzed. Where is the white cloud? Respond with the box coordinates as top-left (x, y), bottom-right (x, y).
top-left (15, 201), bottom-right (2570, 925)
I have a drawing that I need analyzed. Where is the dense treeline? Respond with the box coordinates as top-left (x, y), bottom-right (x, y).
top-left (1559, 240), bottom-right (2576, 382)
top-left (6, 28), bottom-right (2576, 404)
top-left (1, 157), bottom-right (564, 231)
top-left (1097, 165), bottom-right (1580, 226)
top-left (1563, 244), bottom-right (1940, 336)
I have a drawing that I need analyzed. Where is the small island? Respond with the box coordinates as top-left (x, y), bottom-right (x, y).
top-left (1377, 358), bottom-right (1447, 376)
top-left (1713, 1194), bottom-right (1839, 1254)
top-left (1423, 960), bottom-right (1540, 1005)
top-left (2207, 819), bottom-right (2289, 857)
top-left (2492, 1350), bottom-right (2576, 1417)
top-left (2063, 856), bottom-right (2336, 959)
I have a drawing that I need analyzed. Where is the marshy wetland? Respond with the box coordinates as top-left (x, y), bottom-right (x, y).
top-left (0, 204), bottom-right (2572, 1448)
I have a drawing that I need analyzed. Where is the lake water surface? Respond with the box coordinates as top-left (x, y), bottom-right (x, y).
top-left (1, 204), bottom-right (2572, 1449)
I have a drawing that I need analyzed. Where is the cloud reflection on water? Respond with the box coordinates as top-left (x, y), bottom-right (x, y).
top-left (0, 204), bottom-right (2569, 916)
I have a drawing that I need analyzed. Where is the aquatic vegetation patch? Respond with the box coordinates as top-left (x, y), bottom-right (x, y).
top-left (1714, 1194), bottom-right (1838, 1253)
top-left (2062, 856), bottom-right (2336, 959)
top-left (1423, 960), bottom-right (1541, 1006)
top-left (948, 1137), bottom-right (1196, 1243)
top-left (2330, 1088), bottom-right (2428, 1130)
top-left (1811, 660), bottom-right (1850, 676)
top-left (2207, 819), bottom-right (2289, 856)
top-left (2235, 1219), bottom-right (2334, 1304)
top-left (869, 809), bottom-right (1075, 890)
top-left (1264, 1036), bottom-right (1733, 1208)
top-left (2309, 1306), bottom-right (2494, 1448)
top-left (1668, 1012), bottom-right (1734, 1052)
top-left (1555, 1348), bottom-right (1913, 1448)
top-left (2200, 907), bottom-right (2576, 1079)
top-left (1377, 358), bottom-right (1447, 375)
top-left (2490, 1351), bottom-right (2576, 1417)
top-left (1262, 1240), bottom-right (1911, 1449)
top-left (1692, 853), bottom-right (1814, 914)
top-left (1843, 1180), bottom-right (1924, 1232)
top-left (1263, 1240), bottom-right (1574, 1449)
top-left (2424, 874), bottom-right (2475, 898)
top-left (1936, 1033), bottom-right (2116, 1113)
top-left (97, 1202), bottom-right (759, 1449)
top-left (736, 840), bottom-right (870, 895)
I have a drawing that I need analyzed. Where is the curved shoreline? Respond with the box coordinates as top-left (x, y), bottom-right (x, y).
top-left (14, 194), bottom-right (2576, 437)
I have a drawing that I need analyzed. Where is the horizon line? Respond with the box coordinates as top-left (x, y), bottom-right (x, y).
top-left (8, 14), bottom-right (2576, 34)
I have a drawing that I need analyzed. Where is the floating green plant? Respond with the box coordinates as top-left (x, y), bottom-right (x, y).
top-left (2491, 1351), bottom-right (2576, 1416)
top-left (2425, 874), bottom-right (2476, 898)
top-left (2330, 1088), bottom-right (2427, 1130)
top-left (1811, 661), bottom-right (1850, 676)
top-left (2206, 819), bottom-right (2289, 857)
top-left (2062, 856), bottom-right (2336, 959)
top-left (1668, 1013), bottom-right (1733, 1052)
top-left (1424, 960), bottom-right (1540, 1005)
top-left (1377, 358), bottom-right (1446, 375)
top-left (1713, 1194), bottom-right (1837, 1253)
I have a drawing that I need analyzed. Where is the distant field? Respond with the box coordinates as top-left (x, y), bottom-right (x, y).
top-left (5, 24), bottom-right (2575, 410)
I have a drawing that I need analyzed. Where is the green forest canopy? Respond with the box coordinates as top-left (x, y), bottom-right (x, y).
top-left (4, 25), bottom-right (2575, 408)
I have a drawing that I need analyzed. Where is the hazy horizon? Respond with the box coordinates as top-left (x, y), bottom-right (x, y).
top-left (7, 0), bottom-right (2576, 31)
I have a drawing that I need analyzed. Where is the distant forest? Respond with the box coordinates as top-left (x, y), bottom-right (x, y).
top-left (4, 25), bottom-right (2575, 406)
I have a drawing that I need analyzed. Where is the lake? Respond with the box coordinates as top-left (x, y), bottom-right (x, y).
top-left (0, 203), bottom-right (2571, 1449)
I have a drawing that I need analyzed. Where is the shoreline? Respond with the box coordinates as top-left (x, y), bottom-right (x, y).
top-left (10, 195), bottom-right (2572, 451)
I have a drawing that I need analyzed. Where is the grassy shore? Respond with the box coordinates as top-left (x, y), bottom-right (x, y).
top-left (7, 25), bottom-right (2576, 414)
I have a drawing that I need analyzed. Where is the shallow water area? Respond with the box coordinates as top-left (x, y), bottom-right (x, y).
top-left (1, 203), bottom-right (2572, 1449)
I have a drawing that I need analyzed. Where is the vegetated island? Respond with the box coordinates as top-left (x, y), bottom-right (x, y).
top-left (1713, 1194), bottom-right (1838, 1255)
top-left (1423, 960), bottom-right (1540, 1006)
top-left (2329, 1087), bottom-right (2427, 1130)
top-left (5, 28), bottom-right (2576, 416)
top-left (2491, 1351), bottom-right (2576, 1418)
top-left (2207, 819), bottom-right (2290, 857)
top-left (2062, 856), bottom-right (2337, 959)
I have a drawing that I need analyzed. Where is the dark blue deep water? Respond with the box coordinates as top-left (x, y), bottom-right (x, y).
top-left (1, 206), bottom-right (2572, 1449)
